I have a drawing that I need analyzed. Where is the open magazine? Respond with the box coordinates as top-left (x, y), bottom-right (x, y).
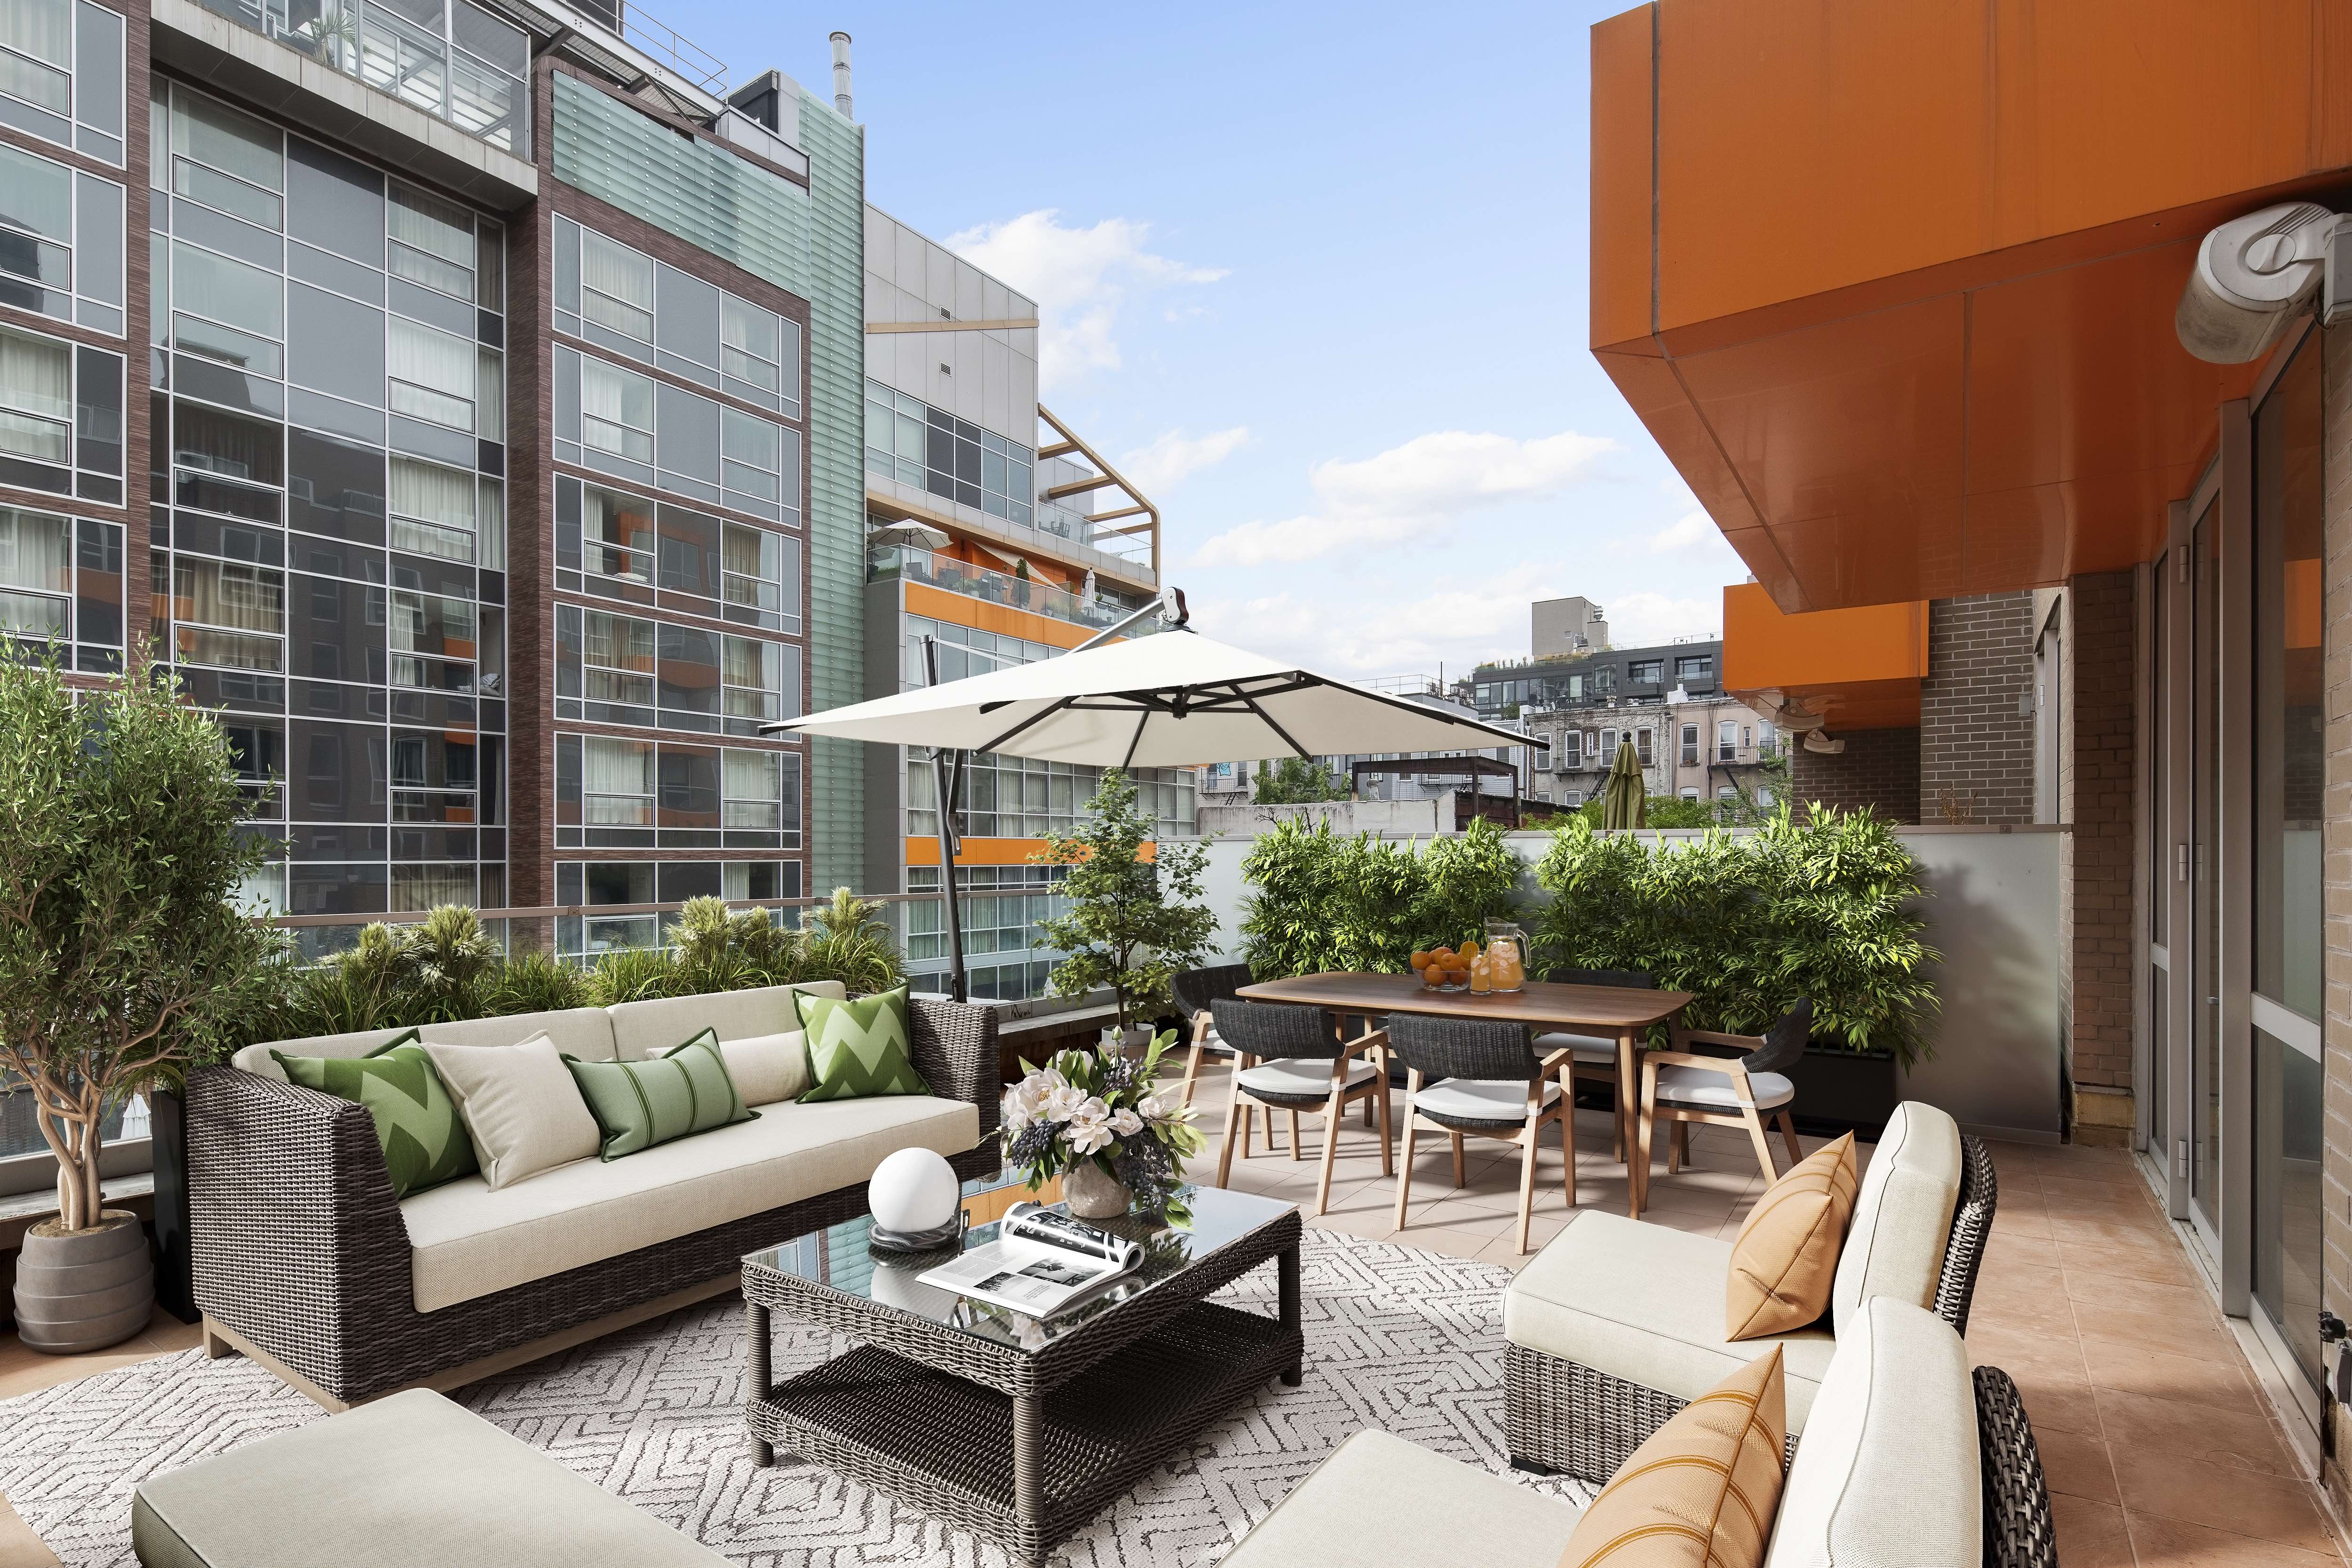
top-left (915, 1202), bottom-right (1144, 1318)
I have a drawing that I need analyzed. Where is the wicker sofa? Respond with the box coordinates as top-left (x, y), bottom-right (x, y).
top-left (1221, 1297), bottom-right (2053, 1568)
top-left (1503, 1099), bottom-right (1995, 1479)
top-left (187, 983), bottom-right (1001, 1408)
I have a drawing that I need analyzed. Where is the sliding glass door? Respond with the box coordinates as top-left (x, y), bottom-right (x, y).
top-left (2190, 493), bottom-right (2223, 1236)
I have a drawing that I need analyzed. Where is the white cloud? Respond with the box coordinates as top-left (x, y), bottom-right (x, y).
top-left (1192, 428), bottom-right (1613, 567)
top-left (946, 210), bottom-right (1225, 391)
top-left (1648, 510), bottom-right (1713, 552)
top-left (1117, 426), bottom-right (1251, 494)
top-left (1604, 590), bottom-right (1720, 648)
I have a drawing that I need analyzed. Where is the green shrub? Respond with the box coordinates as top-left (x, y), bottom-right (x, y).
top-left (797, 887), bottom-right (904, 995)
top-left (1236, 815), bottom-right (1523, 979)
top-left (1031, 769), bottom-right (1217, 1027)
top-left (483, 950), bottom-right (591, 1015)
top-left (586, 945), bottom-right (681, 1006)
top-left (669, 895), bottom-right (798, 991)
top-left (396, 906), bottom-right (504, 1023)
top-left (1532, 804), bottom-right (1938, 1064)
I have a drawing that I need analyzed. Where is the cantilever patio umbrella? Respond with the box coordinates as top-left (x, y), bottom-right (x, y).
top-left (765, 591), bottom-right (1529, 999)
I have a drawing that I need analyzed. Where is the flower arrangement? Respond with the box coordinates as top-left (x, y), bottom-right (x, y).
top-left (1001, 1034), bottom-right (1206, 1224)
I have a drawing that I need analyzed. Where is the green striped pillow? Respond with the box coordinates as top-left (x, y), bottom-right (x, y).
top-left (563, 1029), bottom-right (756, 1160)
top-left (270, 1029), bottom-right (479, 1199)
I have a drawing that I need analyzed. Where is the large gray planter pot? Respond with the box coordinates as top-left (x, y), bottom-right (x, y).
top-left (12, 1210), bottom-right (153, 1353)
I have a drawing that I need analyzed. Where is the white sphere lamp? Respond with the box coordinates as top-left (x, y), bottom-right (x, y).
top-left (867, 1148), bottom-right (963, 1250)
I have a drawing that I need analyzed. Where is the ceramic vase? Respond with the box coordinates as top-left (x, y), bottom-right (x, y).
top-left (1062, 1158), bottom-right (1130, 1220)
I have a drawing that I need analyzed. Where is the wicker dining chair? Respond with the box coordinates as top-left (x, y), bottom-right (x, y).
top-left (1531, 968), bottom-right (1656, 1161)
top-left (1387, 1014), bottom-right (1576, 1254)
top-left (1634, 999), bottom-right (1812, 1216)
top-left (1210, 999), bottom-right (1393, 1215)
top-left (1172, 962), bottom-right (1254, 1112)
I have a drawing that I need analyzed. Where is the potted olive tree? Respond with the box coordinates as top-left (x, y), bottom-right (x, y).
top-left (1032, 770), bottom-right (1216, 1049)
top-left (0, 653), bottom-right (277, 1352)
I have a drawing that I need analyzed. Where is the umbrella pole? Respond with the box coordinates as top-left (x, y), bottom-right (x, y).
top-left (922, 637), bottom-right (969, 1004)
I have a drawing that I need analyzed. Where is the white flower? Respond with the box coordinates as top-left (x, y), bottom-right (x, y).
top-left (1064, 1115), bottom-right (1115, 1156)
top-left (1138, 1092), bottom-right (1196, 1126)
top-left (1109, 1107), bottom-right (1144, 1137)
top-left (1008, 1075), bottom-right (1052, 1128)
top-left (1042, 1080), bottom-right (1089, 1123)
top-left (1000, 1090), bottom-right (1030, 1135)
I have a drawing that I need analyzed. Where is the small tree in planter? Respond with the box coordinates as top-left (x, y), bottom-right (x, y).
top-left (0, 653), bottom-right (277, 1348)
top-left (1032, 769), bottom-right (1216, 1036)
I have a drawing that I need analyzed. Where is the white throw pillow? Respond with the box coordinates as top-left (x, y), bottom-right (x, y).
top-left (719, 1029), bottom-right (811, 1106)
top-left (421, 1032), bottom-right (601, 1190)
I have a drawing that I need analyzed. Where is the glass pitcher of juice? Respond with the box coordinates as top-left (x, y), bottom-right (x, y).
top-left (1483, 918), bottom-right (1527, 992)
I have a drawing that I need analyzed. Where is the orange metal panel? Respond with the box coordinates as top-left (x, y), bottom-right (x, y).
top-left (904, 583), bottom-right (1097, 650)
top-left (1721, 583), bottom-right (1925, 690)
top-left (904, 837), bottom-right (1154, 868)
top-left (1590, 5), bottom-right (1656, 350)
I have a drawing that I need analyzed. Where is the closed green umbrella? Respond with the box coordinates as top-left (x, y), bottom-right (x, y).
top-left (1601, 739), bottom-right (1646, 830)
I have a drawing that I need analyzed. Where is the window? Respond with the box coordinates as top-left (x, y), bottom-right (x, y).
top-left (1717, 720), bottom-right (1738, 762)
top-left (1555, 729), bottom-right (1579, 767)
top-left (864, 381), bottom-right (1030, 525)
top-left (556, 603), bottom-right (657, 727)
top-left (719, 293), bottom-right (792, 414)
top-left (1563, 790), bottom-right (1583, 807)
top-left (1635, 726), bottom-right (1653, 766)
top-left (1717, 785), bottom-right (1738, 801)
top-left (0, 503), bottom-right (119, 665)
top-left (388, 183), bottom-right (477, 302)
top-left (722, 404), bottom-right (792, 522)
top-left (172, 397), bottom-right (279, 521)
top-left (722, 520), bottom-right (797, 632)
top-left (1676, 653), bottom-right (1713, 681)
top-left (1758, 724), bottom-right (1776, 758)
top-left (722, 633), bottom-right (794, 733)
top-left (557, 347), bottom-right (794, 521)
top-left (388, 455), bottom-right (477, 561)
top-left (1590, 665), bottom-right (1616, 696)
top-left (555, 733), bottom-right (801, 853)
top-left (388, 316), bottom-right (477, 430)
top-left (0, 0), bottom-right (123, 163)
top-left (576, 350), bottom-right (653, 472)
top-left (581, 228), bottom-right (652, 349)
top-left (1679, 787), bottom-right (1699, 802)
top-left (1, 323), bottom-right (119, 501)
top-left (1629, 659), bottom-right (1663, 685)
top-left (1529, 736), bottom-right (1550, 771)
top-left (553, 220), bottom-right (799, 417)
top-left (579, 734), bottom-right (653, 828)
top-left (1679, 723), bottom-right (1698, 765)
top-left (0, 143), bottom-right (122, 333)
top-left (172, 556), bottom-right (284, 671)
top-left (1741, 725), bottom-right (1752, 749)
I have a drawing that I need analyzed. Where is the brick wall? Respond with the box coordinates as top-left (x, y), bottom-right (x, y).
top-left (2320, 325), bottom-right (2352, 1518)
top-left (1921, 593), bottom-right (2037, 823)
top-left (1787, 727), bottom-right (1920, 822)
top-left (2061, 573), bottom-right (2139, 1143)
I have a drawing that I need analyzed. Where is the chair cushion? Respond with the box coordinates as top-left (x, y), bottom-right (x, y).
top-left (1505, 1210), bottom-right (1838, 1431)
top-left (421, 1034), bottom-right (603, 1192)
top-left (1830, 1100), bottom-right (1962, 1335)
top-left (1414, 1078), bottom-right (1562, 1123)
top-left (1763, 1299), bottom-right (1980, 1568)
top-left (232, 1008), bottom-right (620, 1079)
top-left (1653, 1064), bottom-right (1796, 1110)
top-left (129, 1389), bottom-right (725, 1567)
top-left (399, 1095), bottom-right (980, 1312)
top-left (563, 1028), bottom-right (755, 1160)
top-left (1219, 1429), bottom-right (1582, 1568)
top-left (605, 981), bottom-right (845, 1060)
top-left (269, 1031), bottom-right (478, 1199)
top-left (1558, 1346), bottom-right (1787, 1568)
top-left (1726, 1134), bottom-right (1858, 1341)
top-left (796, 986), bottom-right (930, 1101)
top-left (1534, 1031), bottom-right (1619, 1065)
top-left (1237, 1057), bottom-right (1377, 1101)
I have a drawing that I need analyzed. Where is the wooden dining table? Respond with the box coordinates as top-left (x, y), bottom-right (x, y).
top-left (1234, 972), bottom-right (1693, 1215)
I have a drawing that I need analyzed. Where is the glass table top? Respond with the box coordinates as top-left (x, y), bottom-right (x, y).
top-left (744, 1183), bottom-right (1295, 1353)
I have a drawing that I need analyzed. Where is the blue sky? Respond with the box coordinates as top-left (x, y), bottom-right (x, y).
top-left (680, 1), bottom-right (1746, 677)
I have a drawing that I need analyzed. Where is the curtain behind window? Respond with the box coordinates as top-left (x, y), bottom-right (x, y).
top-left (0, 506), bottom-right (71, 591)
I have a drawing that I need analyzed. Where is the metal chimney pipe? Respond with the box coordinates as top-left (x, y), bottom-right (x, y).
top-left (829, 31), bottom-right (852, 119)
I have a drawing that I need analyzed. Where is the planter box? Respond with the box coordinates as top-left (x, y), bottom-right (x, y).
top-left (1784, 1045), bottom-right (1901, 1140)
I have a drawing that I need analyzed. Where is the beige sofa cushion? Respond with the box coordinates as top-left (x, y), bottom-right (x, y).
top-left (130, 1389), bottom-right (724, 1567)
top-left (605, 981), bottom-right (846, 1061)
top-left (1764, 1298), bottom-right (1979, 1568)
top-left (399, 1094), bottom-right (981, 1312)
top-left (1830, 1101), bottom-right (1962, 1335)
top-left (232, 1007), bottom-right (620, 1081)
top-left (421, 1035), bottom-right (602, 1191)
top-left (1219, 1429), bottom-right (1581, 1568)
top-left (718, 1031), bottom-right (811, 1106)
top-left (1726, 1133), bottom-right (1857, 1340)
top-left (1504, 1210), bottom-right (1838, 1432)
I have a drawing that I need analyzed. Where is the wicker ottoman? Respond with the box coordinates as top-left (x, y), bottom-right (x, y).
top-left (130, 1390), bottom-right (724, 1568)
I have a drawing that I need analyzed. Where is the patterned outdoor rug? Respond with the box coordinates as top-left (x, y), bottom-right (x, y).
top-left (0, 1228), bottom-right (1590, 1566)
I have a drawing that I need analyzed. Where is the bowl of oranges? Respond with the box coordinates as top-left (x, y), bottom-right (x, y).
top-left (1410, 940), bottom-right (1479, 993)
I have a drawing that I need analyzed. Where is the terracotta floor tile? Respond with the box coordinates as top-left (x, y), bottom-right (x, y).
top-left (2124, 1512), bottom-right (2345, 1568)
top-left (1965, 1322), bottom-right (2092, 1385)
top-left (1983, 1230), bottom-right (2065, 1272)
top-left (1387, 1226), bottom-right (1494, 1262)
top-left (1398, 1199), bottom-right (1531, 1241)
top-left (2073, 1293), bottom-right (2239, 1360)
top-left (2093, 1387), bottom-right (2303, 1479)
top-left (2010, 1371), bottom-right (2107, 1438)
top-left (1966, 1293), bottom-right (2082, 1342)
top-left (2112, 1449), bottom-right (2339, 1554)
top-left (2079, 1334), bottom-right (2269, 1416)
top-left (2054, 1495), bottom-right (2139, 1568)
top-left (2034, 1423), bottom-right (2121, 1504)
top-left (2058, 1236), bottom-right (2204, 1289)
top-left (2048, 1213), bottom-right (2180, 1251)
top-left (2042, 1175), bottom-right (2167, 1213)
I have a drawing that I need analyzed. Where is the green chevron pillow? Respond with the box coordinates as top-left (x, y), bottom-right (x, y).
top-left (795, 986), bottom-right (930, 1102)
top-left (271, 1030), bottom-right (479, 1198)
top-left (563, 1028), bottom-right (756, 1160)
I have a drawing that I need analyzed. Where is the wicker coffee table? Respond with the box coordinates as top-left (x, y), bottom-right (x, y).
top-left (741, 1184), bottom-right (1304, 1566)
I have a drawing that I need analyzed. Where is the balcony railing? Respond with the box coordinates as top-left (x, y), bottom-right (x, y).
top-left (867, 545), bottom-right (1146, 635)
top-left (191, 0), bottom-right (532, 157)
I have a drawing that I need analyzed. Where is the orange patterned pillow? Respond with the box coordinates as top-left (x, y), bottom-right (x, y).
top-left (1725, 1132), bottom-right (1858, 1340)
top-left (1557, 1346), bottom-right (1788, 1568)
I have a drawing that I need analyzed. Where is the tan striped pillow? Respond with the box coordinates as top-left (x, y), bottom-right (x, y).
top-left (1725, 1132), bottom-right (1859, 1340)
top-left (1556, 1346), bottom-right (1787, 1568)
